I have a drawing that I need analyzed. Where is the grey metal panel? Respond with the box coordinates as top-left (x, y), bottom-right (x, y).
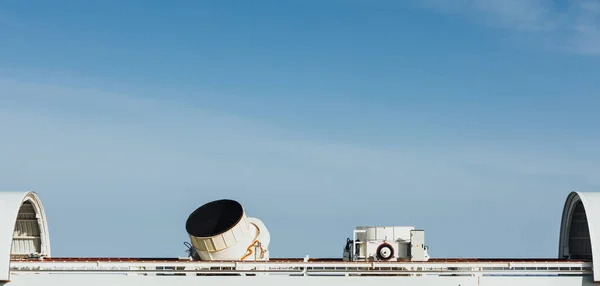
top-left (559, 191), bottom-right (600, 282)
top-left (11, 202), bottom-right (43, 257)
top-left (409, 230), bottom-right (426, 261)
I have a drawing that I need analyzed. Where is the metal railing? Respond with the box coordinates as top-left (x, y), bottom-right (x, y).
top-left (9, 259), bottom-right (593, 277)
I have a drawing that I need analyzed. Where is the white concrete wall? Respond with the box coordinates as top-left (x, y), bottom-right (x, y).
top-left (3, 275), bottom-right (594, 286)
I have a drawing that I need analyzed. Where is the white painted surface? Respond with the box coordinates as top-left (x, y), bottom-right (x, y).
top-left (187, 204), bottom-right (270, 261)
top-left (0, 192), bottom-right (50, 282)
top-left (480, 276), bottom-right (595, 286)
top-left (559, 191), bottom-right (600, 282)
top-left (9, 259), bottom-right (591, 277)
top-left (2, 274), bottom-right (595, 286)
top-left (2, 190), bottom-right (600, 284)
top-left (247, 217), bottom-right (271, 260)
top-left (189, 210), bottom-right (255, 261)
top-left (351, 226), bottom-right (429, 261)
top-left (357, 226), bottom-right (414, 242)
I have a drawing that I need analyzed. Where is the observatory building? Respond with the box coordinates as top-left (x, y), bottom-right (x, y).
top-left (0, 191), bottom-right (599, 285)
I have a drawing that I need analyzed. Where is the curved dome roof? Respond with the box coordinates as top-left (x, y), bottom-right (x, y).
top-left (559, 191), bottom-right (600, 281)
top-left (0, 191), bottom-right (51, 282)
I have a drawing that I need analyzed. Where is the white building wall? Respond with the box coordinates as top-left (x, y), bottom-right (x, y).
top-left (3, 275), bottom-right (596, 286)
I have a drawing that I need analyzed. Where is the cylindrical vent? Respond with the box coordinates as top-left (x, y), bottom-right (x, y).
top-left (185, 199), bottom-right (270, 261)
top-left (186, 199), bottom-right (244, 238)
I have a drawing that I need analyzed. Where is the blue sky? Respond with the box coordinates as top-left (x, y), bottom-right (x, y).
top-left (0, 0), bottom-right (599, 259)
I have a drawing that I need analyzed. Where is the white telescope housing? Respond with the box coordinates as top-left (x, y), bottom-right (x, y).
top-left (185, 199), bottom-right (270, 261)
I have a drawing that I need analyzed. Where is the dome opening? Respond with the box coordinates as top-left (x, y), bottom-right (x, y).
top-left (567, 201), bottom-right (592, 259)
top-left (185, 199), bottom-right (244, 238)
top-left (11, 196), bottom-right (49, 258)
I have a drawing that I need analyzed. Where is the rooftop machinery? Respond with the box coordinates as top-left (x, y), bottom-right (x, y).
top-left (181, 198), bottom-right (429, 263)
top-left (343, 226), bottom-right (429, 262)
top-left (182, 199), bottom-right (429, 263)
top-left (184, 199), bottom-right (270, 262)
top-left (2, 190), bottom-right (600, 286)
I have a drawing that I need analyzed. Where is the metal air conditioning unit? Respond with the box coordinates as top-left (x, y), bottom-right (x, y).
top-left (343, 226), bottom-right (429, 262)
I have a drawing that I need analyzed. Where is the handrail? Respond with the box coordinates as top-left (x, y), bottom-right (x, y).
top-left (9, 259), bottom-right (593, 277)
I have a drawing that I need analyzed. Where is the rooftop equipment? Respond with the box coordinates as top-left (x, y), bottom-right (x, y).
top-left (343, 226), bottom-right (429, 262)
top-left (185, 199), bottom-right (270, 261)
top-left (3, 190), bottom-right (600, 285)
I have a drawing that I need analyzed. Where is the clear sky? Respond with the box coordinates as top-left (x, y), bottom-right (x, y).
top-left (1, 0), bottom-right (599, 259)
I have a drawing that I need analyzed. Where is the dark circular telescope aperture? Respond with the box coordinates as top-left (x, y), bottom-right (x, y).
top-left (186, 199), bottom-right (244, 237)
